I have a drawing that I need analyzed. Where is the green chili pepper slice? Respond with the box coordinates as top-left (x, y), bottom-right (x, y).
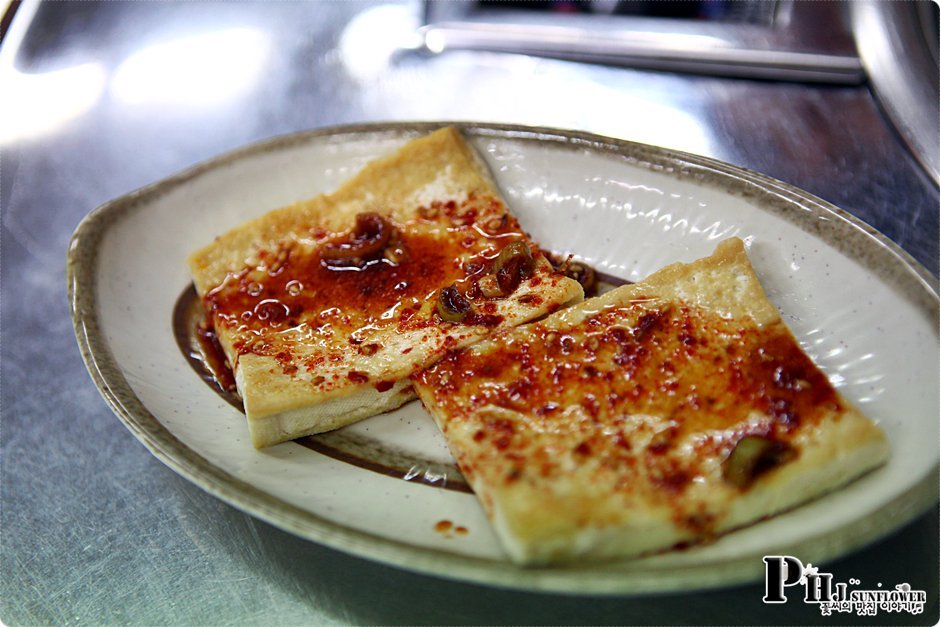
top-left (722, 435), bottom-right (795, 488)
top-left (437, 285), bottom-right (472, 322)
top-left (494, 240), bottom-right (535, 294)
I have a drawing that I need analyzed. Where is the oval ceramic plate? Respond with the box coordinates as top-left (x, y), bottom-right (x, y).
top-left (68, 123), bottom-right (938, 594)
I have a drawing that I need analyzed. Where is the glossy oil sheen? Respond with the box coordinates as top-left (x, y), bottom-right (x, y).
top-left (173, 282), bottom-right (473, 492)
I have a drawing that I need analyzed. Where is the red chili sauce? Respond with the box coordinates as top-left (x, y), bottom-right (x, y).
top-left (415, 301), bottom-right (841, 498)
top-left (200, 194), bottom-right (531, 386)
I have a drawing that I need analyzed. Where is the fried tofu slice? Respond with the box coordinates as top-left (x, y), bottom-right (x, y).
top-left (188, 128), bottom-right (583, 448)
top-left (413, 238), bottom-right (889, 564)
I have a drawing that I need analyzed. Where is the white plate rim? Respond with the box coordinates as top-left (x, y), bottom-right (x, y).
top-left (67, 121), bottom-right (939, 595)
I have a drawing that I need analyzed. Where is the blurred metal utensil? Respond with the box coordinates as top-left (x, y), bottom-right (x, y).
top-left (413, 1), bottom-right (864, 84)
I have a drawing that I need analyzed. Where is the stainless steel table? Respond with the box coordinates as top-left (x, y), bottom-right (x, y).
top-left (2, 1), bottom-right (936, 624)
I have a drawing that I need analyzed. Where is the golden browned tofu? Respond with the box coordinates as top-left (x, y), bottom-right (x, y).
top-left (414, 238), bottom-right (888, 564)
top-left (189, 128), bottom-right (583, 448)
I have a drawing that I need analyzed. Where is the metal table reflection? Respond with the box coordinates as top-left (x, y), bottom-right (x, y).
top-left (1, 1), bottom-right (936, 624)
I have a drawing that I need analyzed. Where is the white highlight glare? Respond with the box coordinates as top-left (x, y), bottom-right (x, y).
top-left (339, 4), bottom-right (421, 81)
top-left (111, 28), bottom-right (269, 106)
top-left (0, 63), bottom-right (106, 144)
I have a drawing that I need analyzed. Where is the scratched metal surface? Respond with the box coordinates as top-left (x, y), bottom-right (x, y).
top-left (1, 1), bottom-right (936, 624)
